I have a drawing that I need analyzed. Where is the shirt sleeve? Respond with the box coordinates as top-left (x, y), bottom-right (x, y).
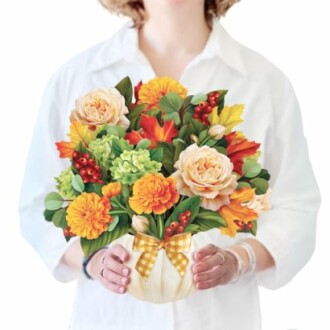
top-left (19, 71), bottom-right (82, 283)
top-left (254, 77), bottom-right (321, 289)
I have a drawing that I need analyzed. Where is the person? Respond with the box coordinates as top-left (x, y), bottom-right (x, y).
top-left (19, 0), bottom-right (321, 329)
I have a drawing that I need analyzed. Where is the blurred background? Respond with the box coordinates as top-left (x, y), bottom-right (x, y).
top-left (0, 0), bottom-right (328, 329)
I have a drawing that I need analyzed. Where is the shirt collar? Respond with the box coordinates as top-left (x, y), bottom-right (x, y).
top-left (89, 19), bottom-right (246, 77)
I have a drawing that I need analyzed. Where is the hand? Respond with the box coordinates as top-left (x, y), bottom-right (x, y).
top-left (192, 244), bottom-right (238, 290)
top-left (86, 244), bottom-right (131, 294)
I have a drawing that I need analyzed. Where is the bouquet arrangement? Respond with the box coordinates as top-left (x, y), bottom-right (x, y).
top-left (44, 76), bottom-right (271, 303)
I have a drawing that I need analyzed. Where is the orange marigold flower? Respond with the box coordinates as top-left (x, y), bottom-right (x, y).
top-left (102, 182), bottom-right (122, 198)
top-left (67, 192), bottom-right (112, 239)
top-left (129, 173), bottom-right (179, 214)
top-left (138, 77), bottom-right (188, 110)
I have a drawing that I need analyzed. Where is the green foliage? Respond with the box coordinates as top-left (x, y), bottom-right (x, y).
top-left (164, 112), bottom-right (181, 125)
top-left (159, 92), bottom-right (183, 113)
top-left (165, 196), bottom-right (200, 227)
top-left (71, 174), bottom-right (85, 193)
top-left (44, 192), bottom-right (64, 211)
top-left (136, 139), bottom-right (151, 150)
top-left (127, 104), bottom-right (145, 131)
top-left (250, 178), bottom-right (269, 195)
top-left (43, 209), bottom-right (56, 222)
top-left (158, 142), bottom-right (175, 174)
top-left (149, 148), bottom-right (164, 162)
top-left (108, 215), bottom-right (119, 232)
top-left (242, 162), bottom-right (262, 179)
top-left (183, 224), bottom-right (199, 234)
top-left (191, 93), bottom-right (207, 105)
top-left (193, 208), bottom-right (227, 231)
top-left (115, 76), bottom-right (133, 108)
top-left (81, 223), bottom-right (129, 257)
top-left (52, 208), bottom-right (67, 229)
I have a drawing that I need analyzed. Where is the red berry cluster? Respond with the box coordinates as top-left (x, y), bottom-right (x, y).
top-left (164, 210), bottom-right (191, 240)
top-left (72, 151), bottom-right (103, 184)
top-left (63, 226), bottom-right (75, 237)
top-left (192, 91), bottom-right (221, 125)
top-left (234, 220), bottom-right (254, 231)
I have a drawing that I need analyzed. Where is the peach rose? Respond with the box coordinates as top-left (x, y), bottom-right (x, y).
top-left (70, 88), bottom-right (130, 129)
top-left (172, 144), bottom-right (237, 211)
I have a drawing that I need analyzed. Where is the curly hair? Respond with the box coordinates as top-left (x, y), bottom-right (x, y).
top-left (98, 0), bottom-right (239, 27)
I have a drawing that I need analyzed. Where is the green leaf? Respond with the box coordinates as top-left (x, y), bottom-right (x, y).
top-left (242, 162), bottom-right (262, 179)
top-left (165, 196), bottom-right (200, 227)
top-left (149, 148), bottom-right (164, 162)
top-left (250, 178), bottom-right (269, 195)
top-left (258, 169), bottom-right (271, 181)
top-left (43, 209), bottom-right (56, 222)
top-left (136, 139), bottom-right (151, 150)
top-left (173, 138), bottom-right (187, 163)
top-left (85, 183), bottom-right (103, 196)
top-left (183, 224), bottom-right (199, 234)
top-left (178, 124), bottom-right (189, 141)
top-left (182, 95), bottom-right (193, 109)
top-left (183, 111), bottom-right (193, 125)
top-left (204, 138), bottom-right (217, 147)
top-left (81, 223), bottom-right (129, 257)
top-left (164, 112), bottom-right (181, 125)
top-left (194, 219), bottom-right (224, 232)
top-left (115, 76), bottom-right (133, 108)
top-left (189, 118), bottom-right (207, 135)
top-left (159, 92), bottom-right (183, 113)
top-left (214, 146), bottom-right (227, 155)
top-left (111, 138), bottom-right (132, 157)
top-left (251, 220), bottom-right (257, 236)
top-left (108, 215), bottom-right (119, 232)
top-left (237, 182), bottom-right (251, 190)
top-left (127, 104), bottom-right (145, 130)
top-left (216, 90), bottom-right (228, 112)
top-left (121, 184), bottom-right (130, 200)
top-left (144, 214), bottom-right (158, 237)
top-left (44, 192), bottom-right (64, 211)
top-left (52, 208), bottom-right (67, 229)
top-left (71, 174), bottom-right (85, 193)
top-left (158, 142), bottom-right (175, 174)
top-left (198, 129), bottom-right (208, 142)
top-left (191, 93), bottom-right (207, 105)
top-left (106, 126), bottom-right (126, 139)
top-left (194, 209), bottom-right (226, 227)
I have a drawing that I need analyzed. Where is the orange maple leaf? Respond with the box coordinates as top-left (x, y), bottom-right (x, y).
top-left (126, 114), bottom-right (178, 148)
top-left (55, 121), bottom-right (96, 158)
top-left (140, 114), bottom-right (178, 148)
top-left (219, 187), bottom-right (258, 237)
top-left (225, 132), bottom-right (260, 175)
top-left (125, 130), bottom-right (144, 145)
top-left (55, 141), bottom-right (76, 158)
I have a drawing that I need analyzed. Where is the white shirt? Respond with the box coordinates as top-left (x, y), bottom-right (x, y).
top-left (19, 19), bottom-right (321, 330)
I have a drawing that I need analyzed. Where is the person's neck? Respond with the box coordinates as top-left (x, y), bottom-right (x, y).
top-left (138, 4), bottom-right (211, 56)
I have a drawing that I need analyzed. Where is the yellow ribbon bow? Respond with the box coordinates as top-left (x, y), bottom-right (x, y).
top-left (133, 232), bottom-right (192, 281)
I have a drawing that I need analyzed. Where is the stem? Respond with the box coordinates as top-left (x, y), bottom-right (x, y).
top-left (156, 214), bottom-right (164, 240)
top-left (109, 210), bottom-right (128, 215)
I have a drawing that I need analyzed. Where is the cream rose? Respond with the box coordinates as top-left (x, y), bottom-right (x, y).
top-left (70, 88), bottom-right (130, 129)
top-left (245, 188), bottom-right (272, 214)
top-left (172, 144), bottom-right (237, 211)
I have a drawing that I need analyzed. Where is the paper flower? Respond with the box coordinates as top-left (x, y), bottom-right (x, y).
top-left (138, 77), bottom-right (187, 110)
top-left (129, 173), bottom-right (179, 214)
top-left (55, 168), bottom-right (76, 199)
top-left (172, 144), bottom-right (237, 211)
top-left (66, 192), bottom-right (112, 239)
top-left (110, 149), bottom-right (162, 185)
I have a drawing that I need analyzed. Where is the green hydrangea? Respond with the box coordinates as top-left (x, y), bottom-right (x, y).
top-left (244, 150), bottom-right (262, 163)
top-left (55, 168), bottom-right (76, 199)
top-left (89, 135), bottom-right (130, 168)
top-left (110, 149), bottom-right (162, 185)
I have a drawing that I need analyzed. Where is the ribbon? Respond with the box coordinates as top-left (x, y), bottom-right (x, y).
top-left (132, 232), bottom-right (192, 281)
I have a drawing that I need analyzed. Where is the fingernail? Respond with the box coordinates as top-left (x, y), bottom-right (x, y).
top-left (119, 286), bottom-right (125, 294)
top-left (122, 268), bottom-right (128, 276)
top-left (121, 277), bottom-right (127, 285)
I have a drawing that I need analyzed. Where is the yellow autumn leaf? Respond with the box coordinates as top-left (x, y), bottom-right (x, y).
top-left (218, 104), bottom-right (244, 134)
top-left (210, 106), bottom-right (220, 126)
top-left (68, 121), bottom-right (97, 147)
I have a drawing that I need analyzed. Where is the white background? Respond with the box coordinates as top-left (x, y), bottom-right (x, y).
top-left (1, 0), bottom-right (328, 329)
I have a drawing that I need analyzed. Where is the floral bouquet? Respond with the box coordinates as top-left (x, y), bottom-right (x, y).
top-left (44, 76), bottom-right (271, 303)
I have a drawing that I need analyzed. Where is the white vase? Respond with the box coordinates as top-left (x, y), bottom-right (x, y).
top-left (113, 229), bottom-right (232, 304)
